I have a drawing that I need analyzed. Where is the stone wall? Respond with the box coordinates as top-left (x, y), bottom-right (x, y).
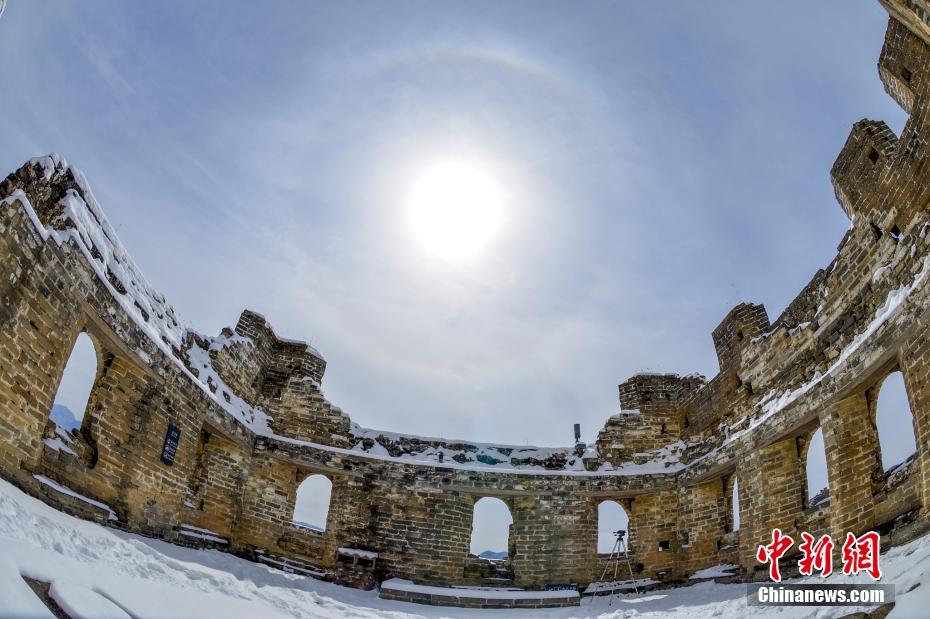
top-left (2, 1), bottom-right (930, 595)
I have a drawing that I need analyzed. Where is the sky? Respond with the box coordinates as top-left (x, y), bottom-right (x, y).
top-left (0, 1), bottom-right (920, 552)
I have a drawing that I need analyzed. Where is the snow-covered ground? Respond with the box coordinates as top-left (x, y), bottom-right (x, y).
top-left (1, 477), bottom-right (929, 618)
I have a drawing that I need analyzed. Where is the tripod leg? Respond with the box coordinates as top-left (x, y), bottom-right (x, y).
top-left (608, 538), bottom-right (622, 607)
top-left (591, 537), bottom-right (619, 604)
top-left (621, 539), bottom-right (639, 594)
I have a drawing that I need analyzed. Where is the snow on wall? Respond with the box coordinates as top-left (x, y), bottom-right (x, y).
top-left (2, 156), bottom-right (277, 439)
top-left (32, 474), bottom-right (117, 521)
top-left (687, 250), bottom-right (930, 468)
top-left (381, 578), bottom-right (579, 600)
top-left (9, 155), bottom-right (187, 355)
top-left (7, 155), bottom-right (650, 475)
top-left (12, 152), bottom-right (924, 480)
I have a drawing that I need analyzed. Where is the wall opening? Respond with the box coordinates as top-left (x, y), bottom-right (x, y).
top-left (876, 371), bottom-right (917, 472)
top-left (469, 497), bottom-right (512, 558)
top-left (293, 473), bottom-right (332, 532)
top-left (731, 477), bottom-right (740, 532)
top-left (50, 332), bottom-right (98, 432)
top-left (805, 428), bottom-right (829, 509)
top-left (597, 500), bottom-right (630, 554)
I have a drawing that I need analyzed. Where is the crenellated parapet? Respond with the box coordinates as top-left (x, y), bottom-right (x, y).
top-left (711, 302), bottom-right (770, 373)
top-left (232, 309), bottom-right (326, 388)
top-left (831, 119), bottom-right (898, 220)
top-left (880, 2), bottom-right (930, 114)
top-left (595, 373), bottom-right (704, 464)
top-left (193, 310), bottom-right (350, 445)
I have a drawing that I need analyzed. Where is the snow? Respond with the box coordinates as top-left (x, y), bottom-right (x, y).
top-left (2, 157), bottom-right (688, 479)
top-left (49, 579), bottom-right (132, 619)
top-left (3, 476), bottom-right (930, 617)
top-left (1, 158), bottom-right (275, 440)
top-left (6, 155), bottom-right (930, 487)
top-left (291, 520), bottom-right (324, 533)
top-left (584, 579), bottom-right (659, 594)
top-left (275, 431), bottom-right (685, 477)
top-left (874, 263), bottom-right (893, 282)
top-left (689, 564), bottom-right (739, 580)
top-left (32, 475), bottom-right (117, 521)
top-left (0, 558), bottom-right (54, 619)
top-left (185, 337), bottom-right (273, 434)
top-left (337, 548), bottom-right (378, 560)
top-left (44, 436), bottom-right (78, 456)
top-left (6, 155), bottom-right (185, 358)
top-left (254, 554), bottom-right (326, 578)
top-left (381, 578), bottom-right (579, 600)
top-left (694, 252), bottom-right (930, 464)
top-left (179, 524), bottom-right (228, 545)
top-left (758, 255), bottom-right (930, 422)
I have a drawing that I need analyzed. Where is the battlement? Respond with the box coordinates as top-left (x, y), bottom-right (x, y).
top-left (711, 303), bottom-right (770, 372)
top-left (618, 373), bottom-right (705, 412)
top-left (597, 373), bottom-right (706, 464)
top-left (831, 120), bottom-right (898, 220)
top-left (233, 309), bottom-right (326, 388)
top-left (881, 19), bottom-right (921, 112)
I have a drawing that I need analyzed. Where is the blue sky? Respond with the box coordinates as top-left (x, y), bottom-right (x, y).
top-left (0, 1), bottom-right (920, 551)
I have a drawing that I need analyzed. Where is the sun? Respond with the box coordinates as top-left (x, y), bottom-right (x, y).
top-left (407, 161), bottom-right (504, 261)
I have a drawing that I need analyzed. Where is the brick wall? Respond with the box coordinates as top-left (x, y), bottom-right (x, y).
top-left (2, 1), bottom-right (930, 595)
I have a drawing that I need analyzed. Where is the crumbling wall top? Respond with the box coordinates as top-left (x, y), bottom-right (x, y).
top-left (234, 309), bottom-right (326, 385)
top-left (711, 303), bottom-right (770, 372)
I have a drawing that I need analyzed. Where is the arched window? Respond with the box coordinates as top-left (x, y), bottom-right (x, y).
top-left (51, 332), bottom-right (97, 429)
top-left (805, 428), bottom-right (829, 508)
top-left (731, 478), bottom-right (740, 531)
top-left (293, 474), bottom-right (332, 532)
top-left (876, 372), bottom-right (917, 471)
top-left (597, 500), bottom-right (630, 554)
top-left (469, 497), bottom-right (512, 558)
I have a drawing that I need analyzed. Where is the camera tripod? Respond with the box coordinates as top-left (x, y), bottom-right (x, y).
top-left (590, 529), bottom-right (638, 606)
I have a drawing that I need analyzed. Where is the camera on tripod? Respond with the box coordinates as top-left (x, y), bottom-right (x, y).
top-left (613, 529), bottom-right (626, 540)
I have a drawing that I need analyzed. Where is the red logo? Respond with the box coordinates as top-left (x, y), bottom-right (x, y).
top-left (756, 530), bottom-right (881, 582)
top-left (841, 531), bottom-right (882, 580)
top-left (756, 528), bottom-right (794, 582)
top-left (798, 532), bottom-right (834, 577)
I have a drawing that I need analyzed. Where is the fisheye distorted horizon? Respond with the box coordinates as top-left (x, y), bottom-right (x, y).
top-left (0, 0), bottom-right (911, 451)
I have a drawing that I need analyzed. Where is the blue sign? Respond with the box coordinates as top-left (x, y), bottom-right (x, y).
top-left (161, 423), bottom-right (180, 465)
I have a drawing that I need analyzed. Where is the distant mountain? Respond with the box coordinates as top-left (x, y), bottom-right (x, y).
top-left (50, 404), bottom-right (81, 431)
top-left (479, 550), bottom-right (508, 560)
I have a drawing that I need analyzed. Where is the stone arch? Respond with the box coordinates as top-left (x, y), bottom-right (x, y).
top-left (597, 500), bottom-right (630, 554)
top-left (874, 370), bottom-right (917, 472)
top-left (726, 474), bottom-right (740, 532)
top-left (51, 331), bottom-right (100, 428)
top-left (469, 496), bottom-right (513, 557)
top-left (43, 330), bottom-right (106, 461)
top-left (801, 427), bottom-right (829, 510)
top-left (293, 473), bottom-right (333, 532)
